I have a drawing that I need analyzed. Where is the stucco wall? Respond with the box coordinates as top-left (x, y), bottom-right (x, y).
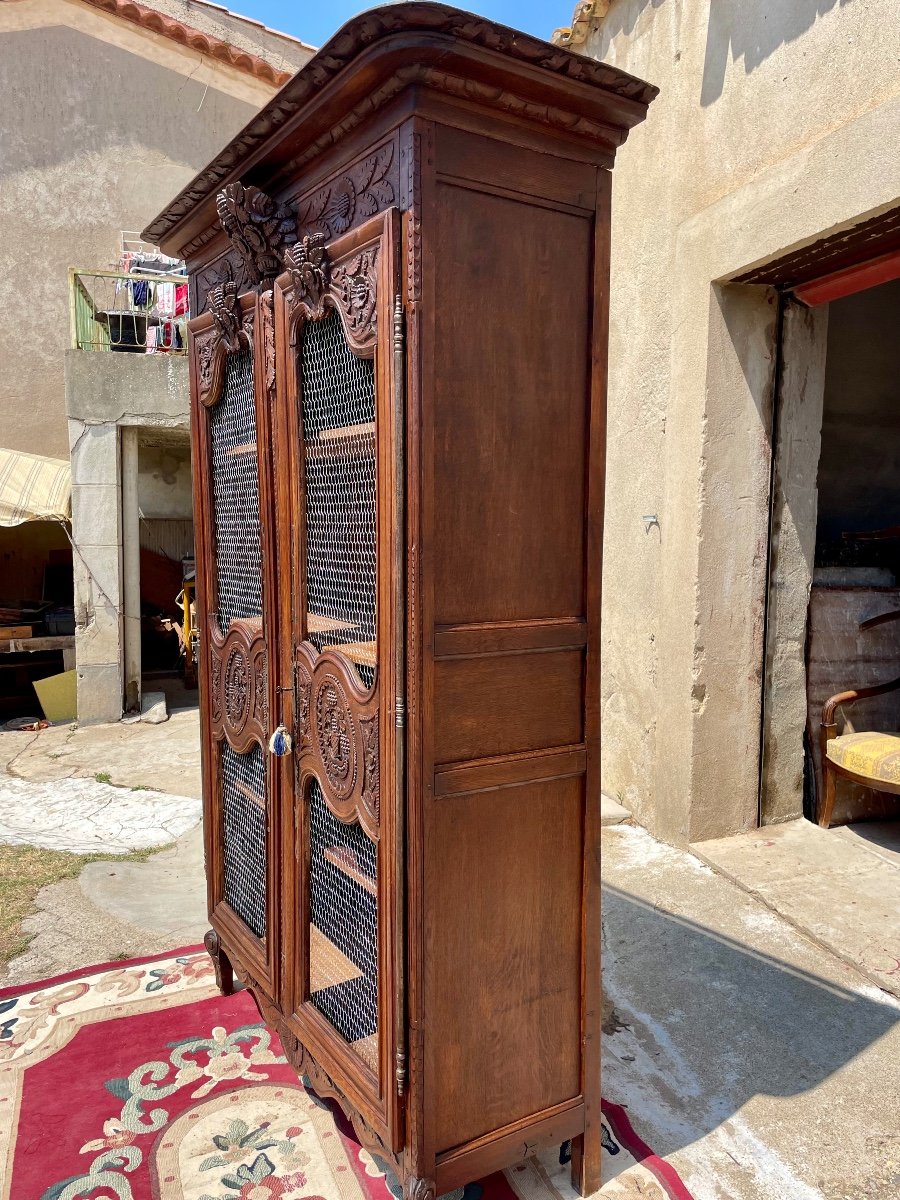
top-left (137, 440), bottom-right (193, 520)
top-left (0, 0), bottom-right (310, 460)
top-left (581, 0), bottom-right (900, 841)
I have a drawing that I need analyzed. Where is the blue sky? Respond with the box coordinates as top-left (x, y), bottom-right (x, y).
top-left (234, 2), bottom-right (574, 48)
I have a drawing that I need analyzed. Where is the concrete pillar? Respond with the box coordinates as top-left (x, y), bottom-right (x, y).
top-left (760, 301), bottom-right (829, 824)
top-left (69, 417), bottom-right (124, 724)
top-left (121, 425), bottom-right (141, 713)
top-left (652, 282), bottom-right (779, 845)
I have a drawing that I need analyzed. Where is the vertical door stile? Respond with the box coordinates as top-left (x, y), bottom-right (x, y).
top-left (392, 291), bottom-right (408, 1107)
top-left (190, 289), bottom-right (276, 991)
top-left (272, 209), bottom-right (402, 1151)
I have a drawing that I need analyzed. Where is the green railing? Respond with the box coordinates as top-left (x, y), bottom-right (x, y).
top-left (68, 268), bottom-right (189, 354)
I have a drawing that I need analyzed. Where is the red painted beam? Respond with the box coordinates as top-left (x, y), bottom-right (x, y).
top-left (793, 247), bottom-right (900, 307)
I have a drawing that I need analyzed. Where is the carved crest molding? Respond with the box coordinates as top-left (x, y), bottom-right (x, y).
top-left (284, 235), bottom-right (379, 357)
top-left (193, 282), bottom-right (254, 409)
top-left (296, 643), bottom-right (380, 841)
top-left (216, 182), bottom-right (296, 285)
top-left (208, 618), bottom-right (269, 753)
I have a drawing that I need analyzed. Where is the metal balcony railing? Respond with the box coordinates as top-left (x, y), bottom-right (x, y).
top-left (69, 268), bottom-right (189, 354)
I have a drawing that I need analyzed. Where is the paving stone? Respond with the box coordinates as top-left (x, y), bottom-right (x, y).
top-left (140, 690), bottom-right (168, 724)
top-left (0, 775), bottom-right (200, 854)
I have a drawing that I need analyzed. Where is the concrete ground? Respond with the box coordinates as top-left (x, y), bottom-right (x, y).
top-left (0, 707), bottom-right (207, 985)
top-left (2, 717), bottom-right (899, 1196)
top-left (602, 824), bottom-right (900, 1199)
top-left (695, 818), bottom-right (900, 1000)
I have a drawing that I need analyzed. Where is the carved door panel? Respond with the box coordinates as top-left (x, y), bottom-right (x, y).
top-left (273, 210), bottom-right (403, 1151)
top-left (189, 285), bottom-right (279, 993)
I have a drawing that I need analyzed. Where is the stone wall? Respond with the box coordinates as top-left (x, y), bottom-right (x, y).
top-left (578, 0), bottom-right (900, 841)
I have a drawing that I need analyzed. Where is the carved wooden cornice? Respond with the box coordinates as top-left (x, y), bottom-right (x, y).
top-left (217, 183), bottom-right (296, 285)
top-left (284, 235), bottom-right (379, 357)
top-left (143, 2), bottom-right (658, 249)
top-left (552, 1), bottom-right (610, 49)
top-left (193, 282), bottom-right (254, 408)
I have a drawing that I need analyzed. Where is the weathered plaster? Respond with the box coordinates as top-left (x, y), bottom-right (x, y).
top-left (0, 5), bottom-right (304, 460)
top-left (582, 0), bottom-right (900, 841)
top-left (760, 301), bottom-right (829, 826)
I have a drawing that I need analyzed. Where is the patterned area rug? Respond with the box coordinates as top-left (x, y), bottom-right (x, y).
top-left (0, 947), bottom-right (693, 1200)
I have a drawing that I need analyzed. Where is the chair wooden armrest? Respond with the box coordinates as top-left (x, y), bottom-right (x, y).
top-left (818, 673), bottom-right (900, 828)
top-left (821, 674), bottom-right (900, 735)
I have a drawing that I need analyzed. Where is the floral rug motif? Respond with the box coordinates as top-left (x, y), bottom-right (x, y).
top-left (0, 948), bottom-right (694, 1200)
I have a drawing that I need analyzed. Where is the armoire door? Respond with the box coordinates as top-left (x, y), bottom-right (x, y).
top-left (189, 286), bottom-right (280, 993)
top-left (273, 209), bottom-right (403, 1150)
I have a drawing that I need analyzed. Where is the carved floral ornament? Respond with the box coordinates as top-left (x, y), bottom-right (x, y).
top-left (216, 182), bottom-right (295, 284)
top-left (285, 234), bottom-right (379, 354)
top-left (196, 280), bottom-right (253, 408)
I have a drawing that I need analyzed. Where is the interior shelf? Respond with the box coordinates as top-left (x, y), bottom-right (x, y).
top-left (234, 779), bottom-right (265, 811)
top-left (306, 612), bottom-right (358, 635)
top-left (309, 923), bottom-right (361, 993)
top-left (321, 639), bottom-right (376, 668)
top-left (323, 845), bottom-right (377, 896)
top-left (306, 421), bottom-right (375, 459)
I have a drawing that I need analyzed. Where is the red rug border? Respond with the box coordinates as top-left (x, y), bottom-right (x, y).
top-left (602, 1100), bottom-right (694, 1200)
top-left (0, 942), bottom-right (205, 1000)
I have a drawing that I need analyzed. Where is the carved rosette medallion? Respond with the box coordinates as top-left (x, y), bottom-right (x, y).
top-left (315, 675), bottom-right (357, 800)
top-left (209, 620), bottom-right (268, 752)
top-left (332, 249), bottom-right (377, 343)
top-left (224, 645), bottom-right (251, 729)
top-left (360, 712), bottom-right (380, 824)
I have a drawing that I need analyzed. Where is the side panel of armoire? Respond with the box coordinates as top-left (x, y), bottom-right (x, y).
top-left (414, 124), bottom-right (606, 1189)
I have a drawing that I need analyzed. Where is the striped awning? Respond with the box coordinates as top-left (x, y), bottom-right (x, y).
top-left (0, 448), bottom-right (71, 527)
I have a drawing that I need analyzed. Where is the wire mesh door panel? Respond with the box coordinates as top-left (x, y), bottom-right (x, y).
top-left (300, 312), bottom-right (377, 691)
top-left (208, 347), bottom-right (269, 943)
top-left (307, 777), bottom-right (379, 1073)
top-left (298, 307), bottom-right (380, 1070)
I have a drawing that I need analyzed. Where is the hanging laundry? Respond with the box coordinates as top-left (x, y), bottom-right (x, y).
top-left (130, 279), bottom-right (151, 307)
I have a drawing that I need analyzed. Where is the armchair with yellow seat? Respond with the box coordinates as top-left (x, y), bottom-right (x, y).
top-left (818, 525), bottom-right (900, 828)
top-left (819, 675), bottom-right (900, 827)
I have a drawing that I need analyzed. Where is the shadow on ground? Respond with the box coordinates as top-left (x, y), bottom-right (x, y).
top-left (601, 825), bottom-right (900, 1198)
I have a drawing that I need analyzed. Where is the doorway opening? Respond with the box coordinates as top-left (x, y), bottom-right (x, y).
top-left (761, 271), bottom-right (900, 834)
top-left (804, 277), bottom-right (900, 827)
top-left (123, 427), bottom-right (197, 716)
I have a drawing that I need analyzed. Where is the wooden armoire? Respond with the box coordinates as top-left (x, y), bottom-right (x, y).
top-left (145, 6), bottom-right (655, 1196)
